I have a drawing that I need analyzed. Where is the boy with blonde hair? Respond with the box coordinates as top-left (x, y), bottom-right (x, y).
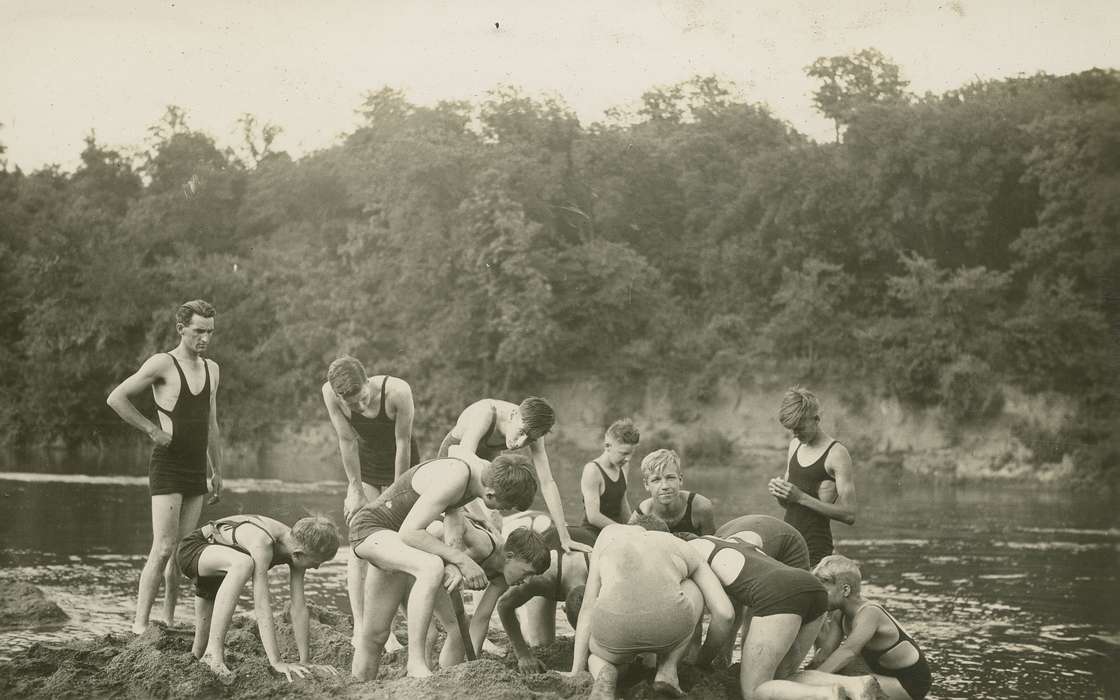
top-left (792, 555), bottom-right (932, 700)
top-left (636, 449), bottom-right (715, 537)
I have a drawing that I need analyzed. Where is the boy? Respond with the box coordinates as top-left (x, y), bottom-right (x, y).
top-left (577, 419), bottom-right (639, 536)
top-left (635, 449), bottom-right (715, 537)
top-left (421, 518), bottom-right (551, 667)
top-left (439, 397), bottom-right (590, 554)
top-left (176, 514), bottom-right (340, 683)
top-left (715, 513), bottom-right (811, 570)
top-left (348, 454), bottom-right (538, 680)
top-left (107, 299), bottom-right (223, 633)
top-left (767, 386), bottom-right (857, 566)
top-left (571, 523), bottom-right (734, 699)
top-left (322, 355), bottom-right (418, 649)
top-left (682, 534), bottom-right (883, 700)
top-left (792, 555), bottom-right (932, 700)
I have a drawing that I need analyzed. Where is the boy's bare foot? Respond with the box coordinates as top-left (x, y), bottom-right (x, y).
top-left (857, 676), bottom-right (887, 700)
top-left (200, 653), bottom-right (236, 685)
top-left (652, 680), bottom-right (687, 697)
top-left (589, 664), bottom-right (619, 700)
top-left (406, 662), bottom-right (434, 678)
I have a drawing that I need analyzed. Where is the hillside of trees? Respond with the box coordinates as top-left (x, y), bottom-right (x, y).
top-left (1, 52), bottom-right (1116, 479)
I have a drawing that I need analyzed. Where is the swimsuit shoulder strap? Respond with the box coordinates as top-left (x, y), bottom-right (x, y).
top-left (156, 352), bottom-right (188, 415)
top-left (378, 375), bottom-right (390, 415)
top-left (228, 518), bottom-right (276, 547)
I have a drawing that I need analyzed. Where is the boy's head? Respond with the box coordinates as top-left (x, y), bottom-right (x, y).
top-left (289, 516), bottom-right (341, 569)
top-left (564, 585), bottom-right (586, 628)
top-left (628, 512), bottom-right (670, 532)
top-left (603, 418), bottom-right (640, 468)
top-left (779, 386), bottom-right (821, 443)
top-left (482, 453), bottom-right (539, 512)
top-left (327, 356), bottom-right (369, 407)
top-left (641, 448), bottom-right (683, 503)
top-left (813, 554), bottom-right (862, 609)
top-left (501, 527), bottom-right (551, 586)
top-left (508, 397), bottom-right (555, 449)
top-left (175, 299), bottom-right (215, 356)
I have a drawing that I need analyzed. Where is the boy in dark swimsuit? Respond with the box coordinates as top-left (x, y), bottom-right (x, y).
top-left (683, 535), bottom-right (882, 700)
top-left (439, 397), bottom-right (591, 554)
top-left (794, 555), bottom-right (933, 700)
top-left (177, 514), bottom-right (339, 683)
top-left (348, 454), bottom-right (538, 680)
top-left (767, 386), bottom-right (857, 566)
top-left (323, 355), bottom-right (418, 649)
top-left (577, 419), bottom-right (640, 536)
top-left (635, 449), bottom-right (715, 537)
top-left (107, 299), bottom-right (224, 634)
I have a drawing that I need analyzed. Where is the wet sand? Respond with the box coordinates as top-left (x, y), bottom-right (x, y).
top-left (0, 598), bottom-right (747, 700)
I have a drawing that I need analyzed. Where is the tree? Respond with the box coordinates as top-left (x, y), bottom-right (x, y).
top-left (807, 48), bottom-right (910, 142)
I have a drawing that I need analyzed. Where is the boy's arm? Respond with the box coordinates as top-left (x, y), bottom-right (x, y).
top-left (808, 609), bottom-right (844, 668)
top-left (467, 579), bottom-right (508, 654)
top-left (579, 462), bottom-right (613, 530)
top-left (497, 577), bottom-right (552, 668)
top-left (106, 355), bottom-right (173, 446)
top-left (532, 438), bottom-right (591, 554)
top-left (288, 567), bottom-right (310, 662)
top-left (322, 383), bottom-right (367, 521)
top-left (390, 378), bottom-right (415, 480)
top-left (693, 494), bottom-right (716, 536)
top-left (206, 361), bottom-right (223, 503)
top-left (242, 538), bottom-right (306, 680)
top-left (679, 543), bottom-right (734, 666)
top-left (398, 477), bottom-right (488, 589)
top-left (816, 606), bottom-right (879, 673)
top-left (570, 548), bottom-right (602, 672)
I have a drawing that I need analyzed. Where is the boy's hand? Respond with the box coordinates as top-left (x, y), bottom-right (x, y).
top-left (457, 558), bottom-right (489, 590)
top-left (343, 485), bottom-right (367, 522)
top-left (516, 653), bottom-right (547, 674)
top-left (442, 563), bottom-right (463, 592)
top-left (147, 425), bottom-right (173, 447)
top-left (208, 472), bottom-right (223, 505)
top-left (560, 539), bottom-right (593, 554)
top-left (272, 661), bottom-right (311, 682)
top-left (309, 664), bottom-right (340, 676)
top-left (768, 477), bottom-right (803, 504)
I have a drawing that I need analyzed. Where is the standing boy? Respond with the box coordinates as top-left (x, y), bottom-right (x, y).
top-left (107, 299), bottom-right (223, 634)
top-left (768, 386), bottom-right (858, 566)
top-left (577, 419), bottom-right (640, 536)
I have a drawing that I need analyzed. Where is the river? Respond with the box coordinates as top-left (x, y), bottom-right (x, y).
top-left (0, 460), bottom-right (1117, 699)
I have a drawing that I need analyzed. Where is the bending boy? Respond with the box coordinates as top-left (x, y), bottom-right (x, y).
top-left (793, 555), bottom-right (932, 700)
top-left (177, 514), bottom-right (340, 682)
top-left (348, 454), bottom-right (538, 680)
top-left (439, 397), bottom-right (589, 553)
top-left (571, 523), bottom-right (734, 699)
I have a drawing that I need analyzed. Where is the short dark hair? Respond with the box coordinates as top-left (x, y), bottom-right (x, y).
top-left (291, 516), bottom-right (340, 561)
top-left (519, 397), bottom-right (555, 441)
top-left (629, 512), bottom-right (669, 532)
top-left (504, 527), bottom-right (551, 574)
top-left (327, 356), bottom-right (367, 398)
top-left (487, 453), bottom-right (539, 511)
top-left (564, 585), bottom-right (585, 628)
top-left (605, 418), bottom-right (640, 445)
top-left (176, 299), bottom-right (215, 326)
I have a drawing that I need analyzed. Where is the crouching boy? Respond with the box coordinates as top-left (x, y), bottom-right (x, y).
top-left (177, 514), bottom-right (341, 682)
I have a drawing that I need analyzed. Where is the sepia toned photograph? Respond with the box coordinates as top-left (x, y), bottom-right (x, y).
top-left (1, 2), bottom-right (1117, 698)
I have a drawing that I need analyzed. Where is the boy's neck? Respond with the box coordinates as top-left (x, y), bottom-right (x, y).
top-left (650, 491), bottom-right (686, 514)
top-left (596, 452), bottom-right (621, 471)
top-left (840, 594), bottom-right (867, 616)
top-left (173, 341), bottom-right (202, 362)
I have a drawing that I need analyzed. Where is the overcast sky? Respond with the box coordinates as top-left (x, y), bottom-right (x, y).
top-left (1, 0), bottom-right (1117, 171)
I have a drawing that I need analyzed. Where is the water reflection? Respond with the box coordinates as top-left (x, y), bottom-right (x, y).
top-left (1, 468), bottom-right (1118, 698)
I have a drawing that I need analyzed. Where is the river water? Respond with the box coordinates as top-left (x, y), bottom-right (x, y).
top-left (0, 462), bottom-right (1117, 699)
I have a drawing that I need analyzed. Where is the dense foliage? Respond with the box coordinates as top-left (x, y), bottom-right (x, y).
top-left (1, 57), bottom-right (1116, 475)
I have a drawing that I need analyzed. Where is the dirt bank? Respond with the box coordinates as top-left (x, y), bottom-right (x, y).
top-left (0, 600), bottom-right (751, 700)
top-left (0, 583), bottom-right (68, 628)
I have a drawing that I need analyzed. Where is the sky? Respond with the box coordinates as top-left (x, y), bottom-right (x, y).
top-left (1, 0), bottom-right (1117, 172)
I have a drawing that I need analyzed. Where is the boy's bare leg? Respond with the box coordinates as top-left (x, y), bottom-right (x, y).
top-left (133, 494), bottom-right (183, 634)
top-left (353, 566), bottom-right (409, 680)
top-left (191, 596), bottom-right (214, 658)
top-left (163, 493), bottom-right (205, 628)
top-left (740, 613), bottom-right (844, 700)
top-left (776, 614), bottom-right (825, 679)
top-left (789, 670), bottom-right (892, 700)
top-left (522, 597), bottom-right (555, 645)
top-left (588, 654), bottom-right (620, 700)
top-left (195, 548), bottom-right (255, 682)
top-left (652, 578), bottom-right (703, 697)
top-left (433, 591), bottom-right (466, 668)
top-left (353, 530), bottom-right (446, 678)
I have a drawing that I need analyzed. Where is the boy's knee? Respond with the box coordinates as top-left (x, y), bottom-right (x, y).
top-left (150, 539), bottom-right (178, 561)
top-left (228, 557), bottom-right (255, 578)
